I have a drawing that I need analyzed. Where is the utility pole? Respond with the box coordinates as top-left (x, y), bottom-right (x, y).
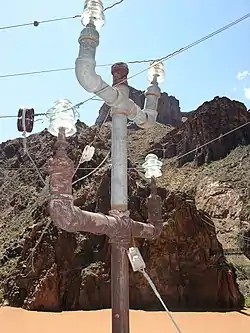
top-left (48, 1), bottom-right (165, 333)
top-left (48, 126), bottom-right (163, 333)
top-left (109, 62), bottom-right (130, 333)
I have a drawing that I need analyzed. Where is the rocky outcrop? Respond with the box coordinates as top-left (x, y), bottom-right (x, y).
top-left (2, 171), bottom-right (244, 311)
top-left (149, 96), bottom-right (250, 166)
top-left (79, 185), bottom-right (244, 311)
top-left (1, 95), bottom-right (249, 311)
top-left (4, 221), bottom-right (81, 311)
top-left (195, 177), bottom-right (243, 220)
top-left (95, 86), bottom-right (182, 127)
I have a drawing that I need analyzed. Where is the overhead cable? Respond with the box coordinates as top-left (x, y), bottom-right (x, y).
top-left (0, 11), bottom-right (249, 80)
top-left (0, 0), bottom-right (125, 31)
top-left (0, 12), bottom-right (249, 123)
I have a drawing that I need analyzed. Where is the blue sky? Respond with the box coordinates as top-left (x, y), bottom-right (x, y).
top-left (0, 0), bottom-right (249, 143)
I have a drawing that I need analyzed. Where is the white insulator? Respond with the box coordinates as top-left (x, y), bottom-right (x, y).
top-left (142, 153), bottom-right (163, 179)
top-left (81, 0), bottom-right (105, 30)
top-left (147, 61), bottom-right (165, 84)
top-left (79, 145), bottom-right (95, 163)
top-left (46, 99), bottom-right (79, 137)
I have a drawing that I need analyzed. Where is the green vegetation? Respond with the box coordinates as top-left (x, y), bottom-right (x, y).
top-left (0, 288), bottom-right (3, 304)
top-left (244, 296), bottom-right (250, 308)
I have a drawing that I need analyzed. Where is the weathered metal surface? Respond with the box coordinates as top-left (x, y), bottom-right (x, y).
top-left (146, 177), bottom-right (163, 238)
top-left (48, 69), bottom-right (163, 333)
top-left (48, 128), bottom-right (74, 196)
top-left (111, 242), bottom-right (130, 333)
top-left (111, 62), bottom-right (129, 87)
top-left (49, 194), bottom-right (162, 238)
top-left (48, 131), bottom-right (162, 239)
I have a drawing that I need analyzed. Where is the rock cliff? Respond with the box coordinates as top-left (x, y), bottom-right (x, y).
top-left (0, 96), bottom-right (249, 310)
top-left (95, 86), bottom-right (182, 127)
top-left (149, 96), bottom-right (250, 166)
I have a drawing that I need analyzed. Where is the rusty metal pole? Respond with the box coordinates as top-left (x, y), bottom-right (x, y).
top-left (110, 62), bottom-right (130, 333)
top-left (48, 126), bottom-right (163, 333)
top-left (49, 62), bottom-right (164, 333)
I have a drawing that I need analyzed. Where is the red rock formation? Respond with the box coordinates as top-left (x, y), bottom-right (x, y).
top-left (3, 171), bottom-right (244, 311)
top-left (95, 86), bottom-right (182, 127)
top-left (150, 96), bottom-right (250, 166)
top-left (0, 96), bottom-right (248, 311)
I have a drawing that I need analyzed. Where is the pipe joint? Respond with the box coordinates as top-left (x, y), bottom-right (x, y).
top-left (145, 84), bottom-right (161, 98)
top-left (110, 85), bottom-right (132, 116)
top-left (75, 25), bottom-right (120, 106)
top-left (78, 24), bottom-right (100, 47)
top-left (75, 57), bottom-right (103, 93)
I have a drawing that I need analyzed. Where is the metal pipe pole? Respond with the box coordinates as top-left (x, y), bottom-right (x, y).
top-left (110, 63), bottom-right (130, 333)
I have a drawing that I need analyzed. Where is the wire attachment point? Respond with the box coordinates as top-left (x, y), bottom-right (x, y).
top-left (79, 145), bottom-right (95, 163)
top-left (127, 247), bottom-right (146, 272)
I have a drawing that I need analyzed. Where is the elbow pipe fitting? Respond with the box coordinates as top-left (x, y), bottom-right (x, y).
top-left (49, 195), bottom-right (116, 234)
top-left (75, 57), bottom-right (104, 93)
top-left (148, 220), bottom-right (163, 239)
top-left (46, 196), bottom-right (79, 233)
top-left (49, 195), bottom-right (162, 240)
top-left (132, 108), bottom-right (158, 129)
top-left (75, 56), bottom-right (120, 106)
top-left (76, 25), bottom-right (161, 130)
top-left (49, 197), bottom-right (80, 233)
top-left (126, 104), bottom-right (158, 129)
top-left (75, 24), bottom-right (120, 106)
top-left (126, 85), bottom-right (161, 129)
top-left (138, 84), bottom-right (161, 128)
top-left (131, 219), bottom-right (163, 240)
top-left (75, 25), bottom-right (101, 93)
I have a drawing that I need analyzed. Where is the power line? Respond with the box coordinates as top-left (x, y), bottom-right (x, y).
top-left (172, 120), bottom-right (250, 162)
top-left (0, 67), bottom-right (75, 79)
top-left (1, 12), bottom-right (250, 121)
top-left (201, 217), bottom-right (250, 244)
top-left (60, 10), bottom-right (250, 115)
top-left (103, 0), bottom-right (124, 11)
top-left (3, 111), bottom-right (250, 172)
top-left (0, 1), bottom-right (124, 31)
top-left (141, 270), bottom-right (183, 333)
top-left (122, 11), bottom-right (250, 77)
top-left (152, 11), bottom-right (250, 65)
top-left (0, 12), bottom-right (249, 81)
top-left (0, 15), bottom-right (81, 31)
top-left (0, 64), bottom-right (115, 79)
top-left (0, 115), bottom-right (18, 119)
top-left (0, 99), bottom-right (103, 120)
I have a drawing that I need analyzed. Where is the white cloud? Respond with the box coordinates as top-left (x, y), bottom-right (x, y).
top-left (233, 87), bottom-right (237, 92)
top-left (244, 88), bottom-right (250, 100)
top-left (237, 70), bottom-right (250, 80)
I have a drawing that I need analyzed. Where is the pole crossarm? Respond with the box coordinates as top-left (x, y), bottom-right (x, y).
top-left (48, 130), bottom-right (163, 242)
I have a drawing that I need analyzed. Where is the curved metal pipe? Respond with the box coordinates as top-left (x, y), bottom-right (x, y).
top-left (75, 23), bottom-right (161, 129)
top-left (48, 194), bottom-right (161, 239)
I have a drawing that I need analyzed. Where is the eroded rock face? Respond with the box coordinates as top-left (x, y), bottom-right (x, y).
top-left (195, 177), bottom-right (243, 219)
top-left (195, 177), bottom-right (247, 254)
top-left (150, 97), bottom-right (250, 166)
top-left (95, 86), bottom-right (182, 127)
top-left (1, 96), bottom-right (249, 311)
top-left (4, 221), bottom-right (81, 311)
top-left (77, 187), bottom-right (244, 311)
top-left (3, 171), bottom-right (244, 311)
